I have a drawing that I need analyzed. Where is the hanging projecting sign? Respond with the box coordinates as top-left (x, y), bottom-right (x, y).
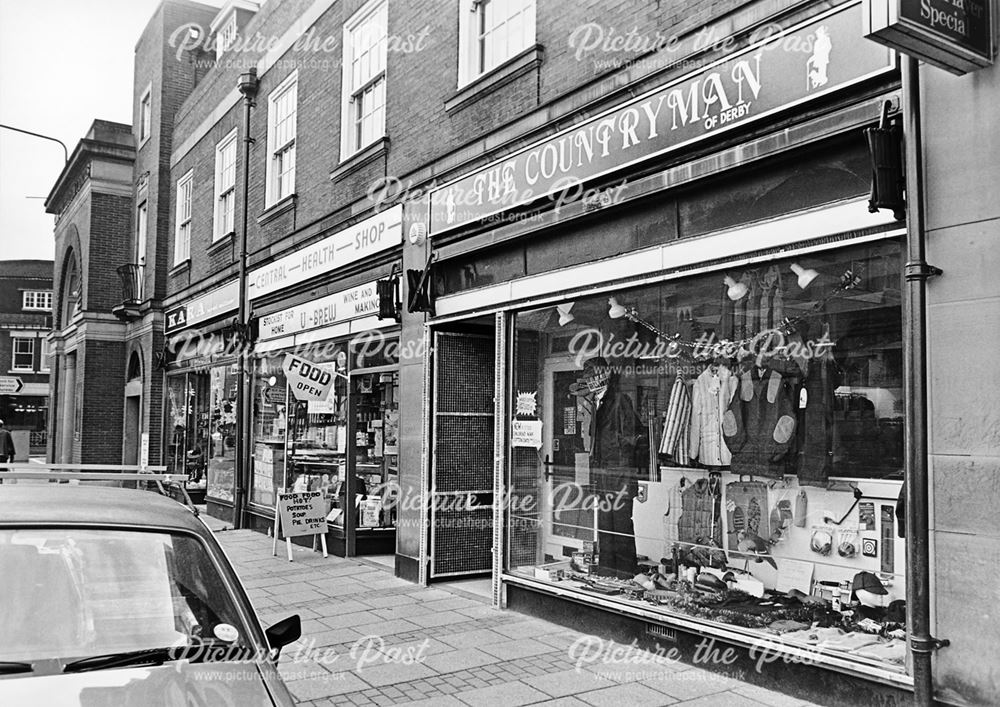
top-left (257, 281), bottom-right (379, 341)
top-left (282, 353), bottom-right (336, 401)
top-left (248, 205), bottom-right (403, 301)
top-left (429, 2), bottom-right (893, 234)
top-left (863, 0), bottom-right (992, 75)
top-left (165, 280), bottom-right (239, 334)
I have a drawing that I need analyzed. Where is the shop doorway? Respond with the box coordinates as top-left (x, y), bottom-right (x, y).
top-left (428, 324), bottom-right (495, 580)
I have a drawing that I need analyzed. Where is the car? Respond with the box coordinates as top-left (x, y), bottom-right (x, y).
top-left (0, 483), bottom-right (301, 706)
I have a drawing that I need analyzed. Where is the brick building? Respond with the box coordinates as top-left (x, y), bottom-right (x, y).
top-left (0, 259), bottom-right (52, 458)
top-left (45, 0), bottom-right (1000, 703)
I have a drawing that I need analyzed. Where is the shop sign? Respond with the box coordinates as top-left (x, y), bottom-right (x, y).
top-left (863, 0), bottom-right (992, 75)
top-left (429, 3), bottom-right (893, 234)
top-left (282, 353), bottom-right (335, 402)
top-left (258, 281), bottom-right (380, 341)
top-left (276, 490), bottom-right (328, 538)
top-left (0, 376), bottom-right (23, 394)
top-left (165, 280), bottom-right (239, 334)
top-left (511, 419), bottom-right (543, 449)
top-left (248, 205), bottom-right (403, 301)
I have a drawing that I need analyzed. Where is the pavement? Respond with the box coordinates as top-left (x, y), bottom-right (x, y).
top-left (204, 513), bottom-right (823, 707)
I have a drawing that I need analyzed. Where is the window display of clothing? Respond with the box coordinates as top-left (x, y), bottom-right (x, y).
top-left (660, 373), bottom-right (692, 463)
top-left (689, 365), bottom-right (737, 466)
top-left (722, 358), bottom-right (800, 479)
top-left (677, 476), bottom-right (722, 550)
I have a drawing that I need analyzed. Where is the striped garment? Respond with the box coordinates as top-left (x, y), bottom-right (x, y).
top-left (659, 373), bottom-right (691, 462)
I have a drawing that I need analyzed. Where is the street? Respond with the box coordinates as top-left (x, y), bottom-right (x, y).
top-left (205, 516), bottom-right (821, 707)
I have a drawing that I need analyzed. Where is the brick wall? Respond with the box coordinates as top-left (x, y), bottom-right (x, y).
top-left (87, 193), bottom-right (134, 312)
top-left (77, 339), bottom-right (127, 464)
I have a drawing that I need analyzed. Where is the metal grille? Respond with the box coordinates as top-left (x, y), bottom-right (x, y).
top-left (435, 335), bottom-right (494, 413)
top-left (431, 330), bottom-right (494, 579)
top-left (434, 416), bottom-right (493, 492)
top-left (432, 505), bottom-right (493, 575)
top-left (509, 332), bottom-right (540, 569)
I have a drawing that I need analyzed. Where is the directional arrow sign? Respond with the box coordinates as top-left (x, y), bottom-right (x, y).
top-left (0, 376), bottom-right (24, 394)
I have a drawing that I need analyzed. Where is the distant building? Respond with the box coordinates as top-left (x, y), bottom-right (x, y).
top-left (0, 259), bottom-right (52, 458)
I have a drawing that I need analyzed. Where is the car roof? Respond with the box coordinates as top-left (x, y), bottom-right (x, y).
top-left (0, 485), bottom-right (209, 535)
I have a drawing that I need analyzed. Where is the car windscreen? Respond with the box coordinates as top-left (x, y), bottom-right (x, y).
top-left (0, 528), bottom-right (249, 663)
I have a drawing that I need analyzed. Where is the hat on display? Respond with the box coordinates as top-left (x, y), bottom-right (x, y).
top-left (852, 571), bottom-right (888, 608)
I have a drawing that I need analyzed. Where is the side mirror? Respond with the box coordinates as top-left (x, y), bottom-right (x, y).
top-left (264, 614), bottom-right (301, 657)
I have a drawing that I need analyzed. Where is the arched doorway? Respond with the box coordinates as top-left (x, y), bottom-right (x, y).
top-left (123, 350), bottom-right (143, 467)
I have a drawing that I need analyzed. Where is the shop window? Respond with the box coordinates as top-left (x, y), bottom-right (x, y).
top-left (458, 0), bottom-right (536, 86)
top-left (265, 71), bottom-right (297, 207)
top-left (214, 129), bottom-right (238, 240)
top-left (340, 0), bottom-right (387, 158)
top-left (12, 338), bottom-right (35, 371)
top-left (507, 239), bottom-right (907, 673)
top-left (207, 365), bottom-right (238, 503)
top-left (166, 372), bottom-right (210, 493)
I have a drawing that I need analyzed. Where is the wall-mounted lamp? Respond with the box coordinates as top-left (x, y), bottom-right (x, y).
top-left (724, 276), bottom-right (748, 301)
top-left (790, 263), bottom-right (819, 289)
top-left (608, 297), bottom-right (628, 319)
top-left (556, 302), bottom-right (575, 326)
top-left (408, 222), bottom-right (427, 246)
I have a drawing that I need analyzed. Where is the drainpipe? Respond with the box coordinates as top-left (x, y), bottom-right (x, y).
top-left (901, 55), bottom-right (945, 707)
top-left (233, 69), bottom-right (259, 530)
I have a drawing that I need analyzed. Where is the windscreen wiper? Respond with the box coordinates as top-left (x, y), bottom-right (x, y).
top-left (62, 647), bottom-right (182, 674)
top-left (0, 661), bottom-right (32, 675)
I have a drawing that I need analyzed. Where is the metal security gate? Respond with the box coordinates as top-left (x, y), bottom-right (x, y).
top-left (429, 330), bottom-right (494, 579)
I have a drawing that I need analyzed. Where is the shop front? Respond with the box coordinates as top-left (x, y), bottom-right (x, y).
top-left (248, 283), bottom-right (401, 556)
top-left (163, 280), bottom-right (240, 514)
top-left (241, 204), bottom-right (404, 556)
top-left (417, 3), bottom-right (916, 701)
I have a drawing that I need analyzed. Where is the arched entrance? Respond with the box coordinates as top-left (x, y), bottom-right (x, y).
top-left (123, 350), bottom-right (143, 466)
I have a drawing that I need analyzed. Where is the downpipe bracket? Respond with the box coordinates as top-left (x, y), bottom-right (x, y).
top-left (904, 261), bottom-right (943, 282)
top-left (909, 634), bottom-right (951, 655)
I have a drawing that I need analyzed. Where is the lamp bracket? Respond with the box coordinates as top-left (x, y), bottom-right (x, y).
top-left (904, 261), bottom-right (943, 282)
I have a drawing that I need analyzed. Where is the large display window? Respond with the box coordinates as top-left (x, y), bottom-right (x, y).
top-left (507, 239), bottom-right (907, 673)
top-left (165, 371), bottom-right (210, 498)
top-left (249, 334), bottom-right (399, 550)
top-left (206, 363), bottom-right (239, 504)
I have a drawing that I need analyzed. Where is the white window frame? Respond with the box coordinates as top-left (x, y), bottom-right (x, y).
top-left (174, 170), bottom-right (194, 265)
top-left (458, 0), bottom-right (536, 87)
top-left (265, 71), bottom-right (298, 207)
top-left (216, 13), bottom-right (238, 57)
top-left (340, 0), bottom-right (388, 159)
top-left (12, 337), bottom-right (34, 372)
top-left (22, 291), bottom-right (53, 311)
top-left (135, 200), bottom-right (148, 267)
top-left (39, 337), bottom-right (51, 372)
top-left (214, 128), bottom-right (238, 241)
top-left (139, 84), bottom-right (152, 144)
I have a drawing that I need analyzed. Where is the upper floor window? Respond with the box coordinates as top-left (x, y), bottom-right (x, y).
top-left (22, 291), bottom-right (53, 311)
top-left (139, 85), bottom-right (152, 143)
top-left (136, 201), bottom-right (148, 267)
top-left (12, 338), bottom-right (34, 372)
top-left (341, 0), bottom-right (387, 158)
top-left (214, 129), bottom-right (238, 240)
top-left (217, 13), bottom-right (238, 57)
top-left (459, 0), bottom-right (536, 86)
top-left (266, 72), bottom-right (298, 206)
top-left (174, 171), bottom-right (193, 264)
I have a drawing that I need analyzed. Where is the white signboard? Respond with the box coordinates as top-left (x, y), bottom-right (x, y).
top-left (0, 376), bottom-right (23, 395)
top-left (282, 354), bottom-right (335, 402)
top-left (258, 281), bottom-right (379, 341)
top-left (511, 419), bottom-right (543, 449)
top-left (276, 491), bottom-right (329, 538)
top-left (248, 205), bottom-right (402, 300)
top-left (140, 433), bottom-right (150, 471)
top-left (165, 280), bottom-right (239, 333)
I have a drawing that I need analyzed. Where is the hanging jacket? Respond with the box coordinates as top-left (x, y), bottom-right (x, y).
top-left (722, 358), bottom-right (800, 478)
top-left (689, 365), bottom-right (737, 466)
top-left (797, 344), bottom-right (837, 486)
top-left (660, 374), bottom-right (691, 463)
